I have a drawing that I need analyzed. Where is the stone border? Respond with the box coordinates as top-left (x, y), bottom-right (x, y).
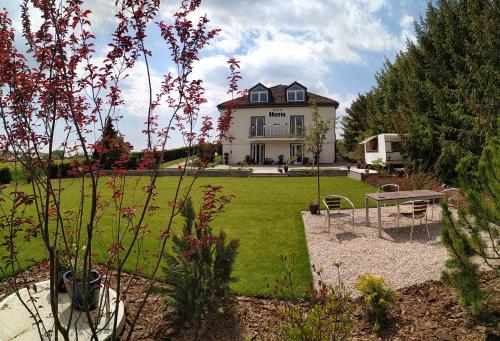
top-left (0, 280), bottom-right (125, 340)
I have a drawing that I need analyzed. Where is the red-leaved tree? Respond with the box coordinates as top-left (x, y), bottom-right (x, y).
top-left (0, 0), bottom-right (242, 339)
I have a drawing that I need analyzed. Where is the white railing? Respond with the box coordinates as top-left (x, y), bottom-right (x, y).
top-left (249, 125), bottom-right (305, 138)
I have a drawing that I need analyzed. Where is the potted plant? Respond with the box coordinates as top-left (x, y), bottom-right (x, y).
top-left (245, 154), bottom-right (251, 165)
top-left (284, 165), bottom-right (289, 173)
top-left (309, 200), bottom-right (319, 214)
top-left (63, 246), bottom-right (101, 310)
top-left (57, 255), bottom-right (72, 293)
top-left (278, 154), bottom-right (284, 165)
top-left (223, 152), bottom-right (229, 165)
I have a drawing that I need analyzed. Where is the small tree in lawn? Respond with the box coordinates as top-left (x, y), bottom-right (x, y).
top-left (92, 117), bottom-right (132, 170)
top-left (304, 99), bottom-right (333, 213)
top-left (163, 189), bottom-right (239, 332)
top-left (441, 121), bottom-right (499, 317)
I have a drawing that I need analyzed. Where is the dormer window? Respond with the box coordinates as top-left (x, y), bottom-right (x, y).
top-left (250, 85), bottom-right (268, 103)
top-left (287, 84), bottom-right (305, 102)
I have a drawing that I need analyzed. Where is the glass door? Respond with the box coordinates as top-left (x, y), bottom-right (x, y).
top-left (290, 143), bottom-right (303, 163)
top-left (250, 116), bottom-right (265, 137)
top-left (251, 143), bottom-right (265, 164)
top-left (290, 115), bottom-right (304, 136)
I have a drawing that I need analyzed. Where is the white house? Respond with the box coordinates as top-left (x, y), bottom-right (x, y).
top-left (359, 133), bottom-right (403, 166)
top-left (217, 82), bottom-right (339, 165)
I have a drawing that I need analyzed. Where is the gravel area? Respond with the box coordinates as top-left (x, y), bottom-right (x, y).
top-left (302, 205), bottom-right (450, 293)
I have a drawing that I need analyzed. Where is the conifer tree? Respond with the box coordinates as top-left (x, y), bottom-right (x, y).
top-left (441, 119), bottom-right (499, 316)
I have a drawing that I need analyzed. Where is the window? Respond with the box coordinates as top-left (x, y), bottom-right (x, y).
top-left (391, 141), bottom-right (402, 152)
top-left (290, 115), bottom-right (305, 135)
top-left (250, 86), bottom-right (268, 103)
top-left (366, 138), bottom-right (378, 152)
top-left (287, 85), bottom-right (305, 102)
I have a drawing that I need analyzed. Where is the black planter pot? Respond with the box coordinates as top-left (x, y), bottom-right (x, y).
top-left (309, 203), bottom-right (319, 214)
top-left (57, 266), bottom-right (71, 293)
top-left (63, 270), bottom-right (101, 310)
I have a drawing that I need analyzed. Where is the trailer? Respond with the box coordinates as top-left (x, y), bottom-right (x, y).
top-left (359, 133), bottom-right (403, 166)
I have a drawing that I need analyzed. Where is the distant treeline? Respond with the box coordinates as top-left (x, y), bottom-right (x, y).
top-left (0, 144), bottom-right (222, 182)
top-left (342, 0), bottom-right (499, 183)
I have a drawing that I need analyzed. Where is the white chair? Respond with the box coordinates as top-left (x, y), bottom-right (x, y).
top-left (396, 200), bottom-right (430, 241)
top-left (323, 195), bottom-right (355, 233)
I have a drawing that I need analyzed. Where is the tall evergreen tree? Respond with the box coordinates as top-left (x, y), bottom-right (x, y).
top-left (341, 0), bottom-right (499, 183)
top-left (441, 118), bottom-right (499, 316)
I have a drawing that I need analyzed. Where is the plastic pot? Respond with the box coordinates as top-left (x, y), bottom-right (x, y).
top-left (309, 203), bottom-right (319, 214)
top-left (63, 270), bottom-right (101, 310)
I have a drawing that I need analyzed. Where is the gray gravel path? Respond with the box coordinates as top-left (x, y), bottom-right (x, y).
top-left (302, 205), bottom-right (449, 294)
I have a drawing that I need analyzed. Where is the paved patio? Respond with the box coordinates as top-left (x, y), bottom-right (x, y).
top-left (302, 205), bottom-right (449, 294)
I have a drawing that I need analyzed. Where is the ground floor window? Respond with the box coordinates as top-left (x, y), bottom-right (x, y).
top-left (290, 143), bottom-right (303, 163)
top-left (250, 143), bottom-right (265, 164)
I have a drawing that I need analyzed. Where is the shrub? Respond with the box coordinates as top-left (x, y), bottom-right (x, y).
top-left (355, 273), bottom-right (396, 331)
top-left (371, 158), bottom-right (387, 176)
top-left (441, 127), bottom-right (499, 317)
top-left (48, 162), bottom-right (73, 178)
top-left (162, 192), bottom-right (239, 326)
top-left (0, 167), bottom-right (12, 184)
top-left (269, 256), bottom-right (353, 340)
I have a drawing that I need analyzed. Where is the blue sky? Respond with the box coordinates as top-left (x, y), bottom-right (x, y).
top-left (5, 0), bottom-right (429, 150)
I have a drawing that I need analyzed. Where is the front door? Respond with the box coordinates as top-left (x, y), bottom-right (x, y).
top-left (251, 143), bottom-right (265, 164)
top-left (290, 143), bottom-right (303, 163)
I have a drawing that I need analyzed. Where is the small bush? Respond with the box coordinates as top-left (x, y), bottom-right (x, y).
top-left (371, 158), bottom-right (388, 176)
top-left (0, 167), bottom-right (12, 184)
top-left (269, 257), bottom-right (353, 340)
top-left (162, 192), bottom-right (239, 326)
top-left (355, 273), bottom-right (396, 331)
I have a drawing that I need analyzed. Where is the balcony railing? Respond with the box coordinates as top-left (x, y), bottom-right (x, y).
top-left (249, 125), bottom-right (305, 138)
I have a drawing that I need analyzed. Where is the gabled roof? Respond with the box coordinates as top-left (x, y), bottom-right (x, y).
top-left (217, 83), bottom-right (339, 110)
top-left (359, 134), bottom-right (401, 144)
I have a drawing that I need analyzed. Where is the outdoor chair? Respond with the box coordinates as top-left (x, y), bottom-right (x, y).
top-left (430, 187), bottom-right (459, 221)
top-left (377, 183), bottom-right (400, 207)
top-left (396, 200), bottom-right (430, 241)
top-left (377, 183), bottom-right (400, 219)
top-left (323, 195), bottom-right (355, 233)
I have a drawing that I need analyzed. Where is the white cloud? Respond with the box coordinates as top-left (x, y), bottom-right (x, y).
top-left (400, 14), bottom-right (416, 46)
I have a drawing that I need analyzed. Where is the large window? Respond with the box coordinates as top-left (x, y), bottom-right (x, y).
top-left (287, 85), bottom-right (305, 102)
top-left (366, 137), bottom-right (378, 152)
top-left (250, 86), bottom-right (268, 103)
top-left (290, 115), bottom-right (305, 135)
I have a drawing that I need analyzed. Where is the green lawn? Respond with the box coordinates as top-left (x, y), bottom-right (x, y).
top-left (0, 176), bottom-right (376, 296)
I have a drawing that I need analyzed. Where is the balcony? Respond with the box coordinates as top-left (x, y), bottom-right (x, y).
top-left (249, 125), bottom-right (305, 140)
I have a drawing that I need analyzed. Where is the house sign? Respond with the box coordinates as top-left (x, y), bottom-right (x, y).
top-left (268, 108), bottom-right (286, 118)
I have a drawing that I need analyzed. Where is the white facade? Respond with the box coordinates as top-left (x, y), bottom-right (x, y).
top-left (219, 83), bottom-right (338, 165)
top-left (360, 133), bottom-right (403, 165)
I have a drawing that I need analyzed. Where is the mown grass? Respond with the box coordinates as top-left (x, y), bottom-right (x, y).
top-left (0, 176), bottom-right (376, 296)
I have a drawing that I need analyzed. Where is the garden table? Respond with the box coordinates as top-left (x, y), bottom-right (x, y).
top-left (365, 190), bottom-right (445, 238)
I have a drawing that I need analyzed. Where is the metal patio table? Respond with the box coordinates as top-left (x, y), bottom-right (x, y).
top-left (365, 190), bottom-right (445, 238)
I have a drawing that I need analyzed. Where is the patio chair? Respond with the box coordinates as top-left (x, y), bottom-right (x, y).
top-left (377, 184), bottom-right (399, 205)
top-left (396, 200), bottom-right (430, 241)
top-left (377, 183), bottom-right (400, 219)
top-left (323, 195), bottom-right (355, 233)
top-left (430, 187), bottom-right (459, 221)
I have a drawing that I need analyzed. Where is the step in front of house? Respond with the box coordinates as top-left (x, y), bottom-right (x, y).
top-left (249, 172), bottom-right (289, 177)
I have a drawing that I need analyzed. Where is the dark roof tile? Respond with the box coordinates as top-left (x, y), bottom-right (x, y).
top-left (217, 84), bottom-right (339, 109)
